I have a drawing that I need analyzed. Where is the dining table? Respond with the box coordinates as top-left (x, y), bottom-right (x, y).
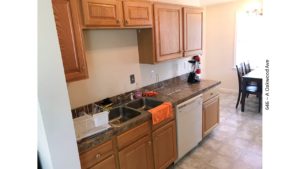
top-left (241, 69), bottom-right (263, 112)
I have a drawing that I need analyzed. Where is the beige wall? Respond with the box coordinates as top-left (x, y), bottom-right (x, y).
top-left (67, 0), bottom-right (202, 109)
top-left (204, 0), bottom-right (262, 92)
top-left (205, 2), bottom-right (238, 92)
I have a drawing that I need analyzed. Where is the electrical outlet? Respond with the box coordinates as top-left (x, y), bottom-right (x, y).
top-left (130, 74), bottom-right (135, 84)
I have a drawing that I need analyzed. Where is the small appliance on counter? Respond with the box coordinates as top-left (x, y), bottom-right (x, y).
top-left (187, 55), bottom-right (201, 83)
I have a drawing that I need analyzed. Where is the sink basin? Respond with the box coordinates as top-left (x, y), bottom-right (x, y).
top-left (109, 107), bottom-right (141, 127)
top-left (126, 98), bottom-right (163, 111)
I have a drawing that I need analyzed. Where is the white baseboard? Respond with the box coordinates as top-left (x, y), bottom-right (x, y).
top-left (219, 88), bottom-right (238, 94)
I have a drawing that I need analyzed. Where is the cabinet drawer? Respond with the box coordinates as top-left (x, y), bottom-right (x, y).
top-left (90, 155), bottom-right (116, 169)
top-left (203, 86), bottom-right (219, 102)
top-left (80, 140), bottom-right (113, 169)
top-left (117, 122), bottom-right (150, 150)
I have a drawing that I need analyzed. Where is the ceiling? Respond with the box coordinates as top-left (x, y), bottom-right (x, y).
top-left (200, 0), bottom-right (237, 6)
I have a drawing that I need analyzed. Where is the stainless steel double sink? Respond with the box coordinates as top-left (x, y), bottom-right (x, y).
top-left (108, 97), bottom-right (163, 127)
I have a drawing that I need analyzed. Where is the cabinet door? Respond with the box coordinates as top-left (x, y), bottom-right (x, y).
top-left (123, 1), bottom-right (153, 27)
top-left (90, 155), bottom-right (117, 169)
top-left (183, 7), bottom-right (203, 56)
top-left (152, 120), bottom-right (177, 169)
top-left (119, 135), bottom-right (153, 169)
top-left (154, 4), bottom-right (183, 62)
top-left (52, 0), bottom-right (88, 82)
top-left (81, 0), bottom-right (123, 27)
top-left (203, 96), bottom-right (220, 136)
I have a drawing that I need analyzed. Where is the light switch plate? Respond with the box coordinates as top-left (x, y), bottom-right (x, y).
top-left (130, 74), bottom-right (135, 84)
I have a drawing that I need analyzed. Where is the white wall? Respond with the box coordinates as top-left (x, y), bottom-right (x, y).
top-left (204, 0), bottom-right (262, 92)
top-left (38, 0), bottom-right (81, 168)
top-left (38, 103), bottom-right (53, 169)
top-left (67, 0), bottom-right (203, 109)
top-left (205, 1), bottom-right (238, 92)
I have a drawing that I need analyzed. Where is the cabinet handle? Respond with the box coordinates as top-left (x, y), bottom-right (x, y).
top-left (125, 20), bottom-right (128, 24)
top-left (95, 154), bottom-right (101, 159)
top-left (116, 19), bottom-right (120, 24)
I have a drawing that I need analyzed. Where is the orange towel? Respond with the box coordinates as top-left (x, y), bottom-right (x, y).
top-left (148, 102), bottom-right (174, 125)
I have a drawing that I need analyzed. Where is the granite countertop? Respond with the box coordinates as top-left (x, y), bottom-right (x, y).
top-left (77, 74), bottom-right (221, 154)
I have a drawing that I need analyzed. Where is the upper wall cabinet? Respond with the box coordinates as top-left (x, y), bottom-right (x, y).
top-left (81, 0), bottom-right (123, 27)
top-left (183, 7), bottom-right (203, 57)
top-left (154, 3), bottom-right (183, 62)
top-left (52, 0), bottom-right (88, 82)
top-left (137, 3), bottom-right (183, 64)
top-left (123, 1), bottom-right (153, 27)
top-left (81, 0), bottom-right (153, 28)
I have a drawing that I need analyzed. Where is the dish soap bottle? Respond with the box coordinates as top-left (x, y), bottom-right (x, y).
top-left (134, 83), bottom-right (142, 99)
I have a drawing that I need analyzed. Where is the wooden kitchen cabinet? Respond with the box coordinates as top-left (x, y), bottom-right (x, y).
top-left (80, 140), bottom-right (117, 169)
top-left (138, 4), bottom-right (204, 64)
top-left (152, 120), bottom-right (177, 169)
top-left (154, 3), bottom-right (183, 62)
top-left (81, 0), bottom-right (123, 27)
top-left (203, 95), bottom-right (220, 137)
top-left (119, 135), bottom-right (154, 169)
top-left (123, 1), bottom-right (153, 27)
top-left (118, 122), bottom-right (153, 169)
top-left (183, 7), bottom-right (203, 57)
top-left (137, 3), bottom-right (183, 63)
top-left (81, 0), bottom-right (153, 28)
top-left (90, 155), bottom-right (116, 169)
top-left (52, 0), bottom-right (88, 82)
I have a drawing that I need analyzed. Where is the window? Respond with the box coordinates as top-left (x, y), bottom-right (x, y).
top-left (235, 10), bottom-right (264, 68)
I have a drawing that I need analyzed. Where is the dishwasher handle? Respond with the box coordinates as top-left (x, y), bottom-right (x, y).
top-left (177, 95), bottom-right (203, 110)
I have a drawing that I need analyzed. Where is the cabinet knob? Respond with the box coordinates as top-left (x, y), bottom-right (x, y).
top-left (116, 19), bottom-right (120, 24)
top-left (148, 141), bottom-right (152, 145)
top-left (96, 154), bottom-right (101, 159)
top-left (125, 20), bottom-right (129, 24)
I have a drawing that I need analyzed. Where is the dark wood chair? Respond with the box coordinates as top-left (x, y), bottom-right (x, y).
top-left (244, 62), bottom-right (251, 74)
top-left (244, 62), bottom-right (257, 87)
top-left (235, 65), bottom-right (262, 112)
top-left (240, 63), bottom-right (246, 75)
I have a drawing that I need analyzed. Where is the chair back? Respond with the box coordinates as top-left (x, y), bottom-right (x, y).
top-left (236, 65), bottom-right (243, 91)
top-left (244, 62), bottom-right (251, 74)
top-left (239, 63), bottom-right (245, 75)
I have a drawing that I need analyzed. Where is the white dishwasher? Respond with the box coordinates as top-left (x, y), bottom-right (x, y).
top-left (175, 94), bottom-right (203, 162)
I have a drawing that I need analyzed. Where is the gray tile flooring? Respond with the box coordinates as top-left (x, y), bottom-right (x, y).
top-left (174, 92), bottom-right (262, 169)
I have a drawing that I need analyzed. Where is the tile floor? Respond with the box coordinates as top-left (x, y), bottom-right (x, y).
top-left (174, 92), bottom-right (262, 169)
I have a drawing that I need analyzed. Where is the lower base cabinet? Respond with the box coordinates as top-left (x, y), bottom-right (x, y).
top-left (80, 121), bottom-right (178, 169)
top-left (80, 140), bottom-right (117, 169)
top-left (203, 95), bottom-right (220, 137)
top-left (152, 120), bottom-right (177, 169)
top-left (119, 135), bottom-right (154, 169)
top-left (90, 155), bottom-right (116, 169)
